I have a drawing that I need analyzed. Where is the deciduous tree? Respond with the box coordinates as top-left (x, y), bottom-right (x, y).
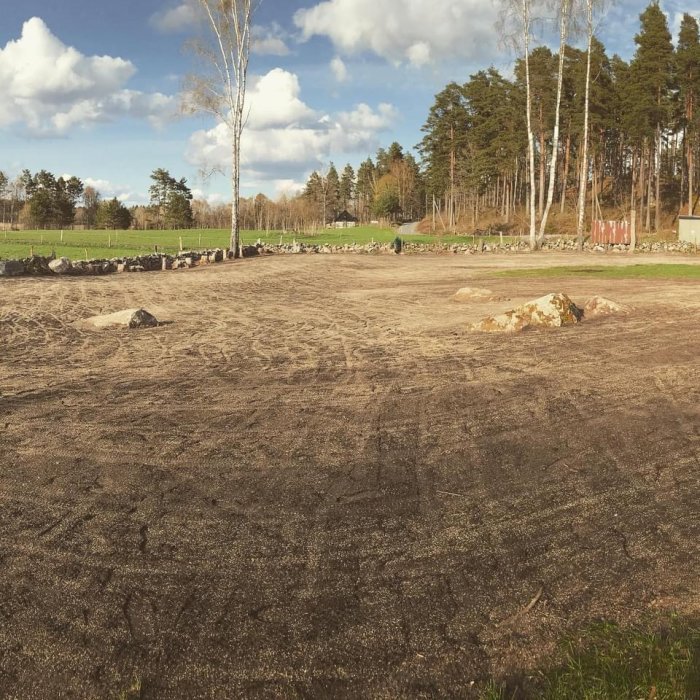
top-left (185, 0), bottom-right (259, 257)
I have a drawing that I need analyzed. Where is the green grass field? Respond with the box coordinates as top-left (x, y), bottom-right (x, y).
top-left (494, 264), bottom-right (700, 280)
top-left (0, 227), bottom-right (522, 260)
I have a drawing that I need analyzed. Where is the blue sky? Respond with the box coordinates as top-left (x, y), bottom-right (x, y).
top-left (0, 0), bottom-right (697, 205)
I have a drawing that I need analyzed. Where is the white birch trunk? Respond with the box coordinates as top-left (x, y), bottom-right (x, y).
top-left (522, 0), bottom-right (537, 249)
top-left (538, 0), bottom-right (570, 242)
top-left (576, 0), bottom-right (594, 248)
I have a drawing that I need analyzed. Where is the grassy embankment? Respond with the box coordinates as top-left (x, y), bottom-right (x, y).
top-left (0, 226), bottom-right (521, 260)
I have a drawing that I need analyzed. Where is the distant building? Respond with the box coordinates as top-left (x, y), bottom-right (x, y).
top-left (678, 216), bottom-right (700, 244)
top-left (333, 210), bottom-right (359, 228)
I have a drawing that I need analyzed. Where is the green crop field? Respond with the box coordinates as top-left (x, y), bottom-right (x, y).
top-left (0, 227), bottom-right (523, 260)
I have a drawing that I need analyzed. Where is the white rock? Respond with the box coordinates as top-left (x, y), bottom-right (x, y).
top-left (470, 293), bottom-right (583, 333)
top-left (584, 296), bottom-right (629, 317)
top-left (83, 308), bottom-right (159, 330)
top-left (49, 257), bottom-right (71, 274)
top-left (453, 287), bottom-right (496, 302)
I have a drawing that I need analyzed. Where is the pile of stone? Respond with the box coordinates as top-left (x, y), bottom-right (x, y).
top-left (1, 236), bottom-right (698, 280)
top-left (0, 249), bottom-right (230, 278)
top-left (469, 293), bottom-right (629, 333)
top-left (245, 238), bottom-right (700, 256)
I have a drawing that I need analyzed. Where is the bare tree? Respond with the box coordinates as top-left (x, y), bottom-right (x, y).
top-left (576, 0), bottom-right (594, 248)
top-left (185, 0), bottom-right (258, 258)
top-left (498, 0), bottom-right (539, 249)
top-left (575, 0), bottom-right (609, 248)
top-left (538, 0), bottom-right (572, 242)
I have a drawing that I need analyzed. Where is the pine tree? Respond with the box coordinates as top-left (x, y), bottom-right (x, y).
top-left (418, 82), bottom-right (470, 229)
top-left (339, 164), bottom-right (355, 213)
top-left (356, 158), bottom-right (376, 221)
top-left (629, 2), bottom-right (675, 231)
top-left (326, 163), bottom-right (340, 219)
top-left (677, 13), bottom-right (700, 214)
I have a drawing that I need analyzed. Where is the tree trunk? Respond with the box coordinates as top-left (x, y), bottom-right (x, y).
top-left (538, 129), bottom-right (546, 218)
top-left (645, 144), bottom-right (652, 232)
top-left (560, 128), bottom-right (571, 214)
top-left (654, 126), bottom-right (661, 232)
top-left (576, 0), bottom-right (593, 249)
top-left (521, 0), bottom-right (537, 249)
top-left (538, 0), bottom-right (570, 242)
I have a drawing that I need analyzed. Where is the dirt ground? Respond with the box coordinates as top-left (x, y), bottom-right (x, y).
top-left (1, 253), bottom-right (699, 698)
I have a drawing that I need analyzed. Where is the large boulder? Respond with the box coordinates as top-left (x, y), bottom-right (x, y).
top-left (583, 296), bottom-right (629, 317)
top-left (83, 308), bottom-right (159, 330)
top-left (49, 257), bottom-right (72, 274)
top-left (471, 293), bottom-right (583, 333)
top-left (0, 260), bottom-right (24, 277)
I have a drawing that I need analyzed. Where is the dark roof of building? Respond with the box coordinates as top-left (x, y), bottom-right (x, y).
top-left (334, 210), bottom-right (359, 222)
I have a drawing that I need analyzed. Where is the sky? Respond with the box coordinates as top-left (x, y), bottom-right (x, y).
top-left (0, 0), bottom-right (698, 205)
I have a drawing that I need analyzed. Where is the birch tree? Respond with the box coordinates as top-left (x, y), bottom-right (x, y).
top-left (185, 0), bottom-right (258, 257)
top-left (576, 0), bottom-right (595, 247)
top-left (498, 0), bottom-right (539, 249)
top-left (537, 0), bottom-right (572, 242)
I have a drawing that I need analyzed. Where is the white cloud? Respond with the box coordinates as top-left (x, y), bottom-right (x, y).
top-left (191, 188), bottom-right (228, 205)
top-left (0, 17), bottom-right (177, 135)
top-left (330, 56), bottom-right (348, 82)
top-left (247, 69), bottom-right (317, 129)
top-left (273, 180), bottom-right (305, 197)
top-left (252, 24), bottom-right (291, 56)
top-left (670, 10), bottom-right (700, 43)
top-left (83, 178), bottom-right (137, 203)
top-left (150, 2), bottom-right (198, 33)
top-left (294, 0), bottom-right (499, 67)
top-left (253, 36), bottom-right (290, 55)
top-left (185, 68), bottom-right (397, 184)
top-left (151, 3), bottom-right (290, 55)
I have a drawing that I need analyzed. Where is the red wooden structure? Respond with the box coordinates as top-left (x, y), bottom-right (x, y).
top-left (591, 220), bottom-right (631, 244)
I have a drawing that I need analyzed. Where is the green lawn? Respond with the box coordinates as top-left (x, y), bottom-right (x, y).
top-left (0, 227), bottom-right (522, 260)
top-left (482, 617), bottom-right (700, 699)
top-left (494, 264), bottom-right (700, 280)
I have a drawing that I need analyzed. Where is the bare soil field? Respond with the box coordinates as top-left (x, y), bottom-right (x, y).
top-left (1, 253), bottom-right (699, 698)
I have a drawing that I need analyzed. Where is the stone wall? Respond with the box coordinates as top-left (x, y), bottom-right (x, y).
top-left (1, 239), bottom-right (698, 278)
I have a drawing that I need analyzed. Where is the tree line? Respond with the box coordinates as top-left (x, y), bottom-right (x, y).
top-left (0, 168), bottom-right (197, 230)
top-left (0, 150), bottom-right (430, 232)
top-left (420, 1), bottom-right (700, 243)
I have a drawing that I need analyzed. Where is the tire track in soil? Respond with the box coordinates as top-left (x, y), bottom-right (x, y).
top-left (1, 254), bottom-right (700, 697)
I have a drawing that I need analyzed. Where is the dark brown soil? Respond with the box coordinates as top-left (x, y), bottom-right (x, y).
top-left (1, 253), bottom-right (699, 698)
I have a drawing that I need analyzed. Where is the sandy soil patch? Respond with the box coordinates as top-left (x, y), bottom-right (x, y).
top-left (1, 253), bottom-right (699, 697)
